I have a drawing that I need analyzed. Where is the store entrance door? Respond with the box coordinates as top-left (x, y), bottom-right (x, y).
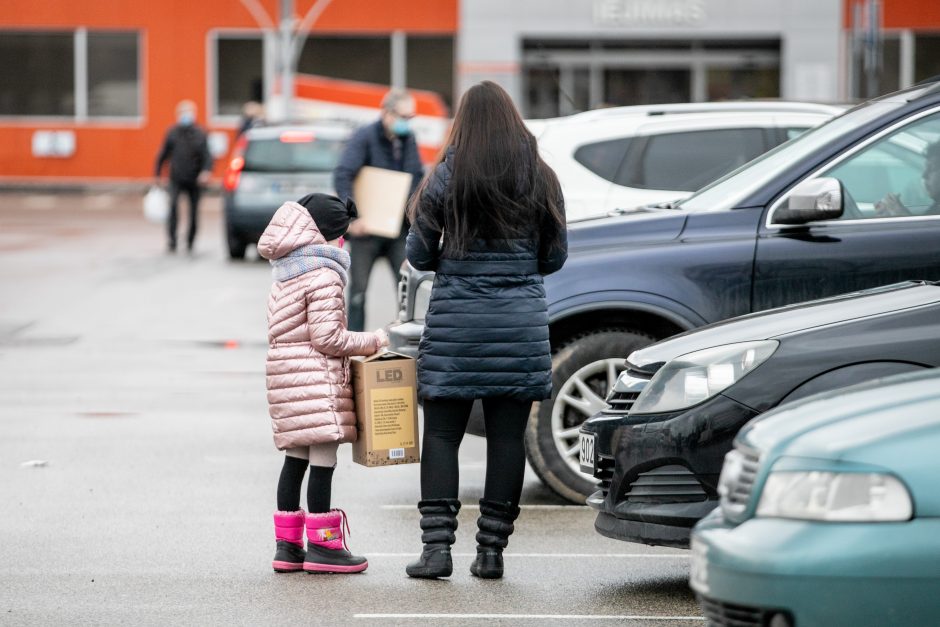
top-left (522, 40), bottom-right (781, 117)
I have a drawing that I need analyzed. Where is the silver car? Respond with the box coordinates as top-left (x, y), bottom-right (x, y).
top-left (222, 123), bottom-right (352, 259)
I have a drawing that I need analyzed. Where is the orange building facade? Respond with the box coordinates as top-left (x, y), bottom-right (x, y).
top-left (0, 0), bottom-right (457, 184)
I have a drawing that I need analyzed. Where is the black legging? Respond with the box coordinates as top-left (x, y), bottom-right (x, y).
top-left (421, 397), bottom-right (532, 506)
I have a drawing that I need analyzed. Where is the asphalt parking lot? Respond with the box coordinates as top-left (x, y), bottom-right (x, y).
top-left (0, 191), bottom-right (701, 626)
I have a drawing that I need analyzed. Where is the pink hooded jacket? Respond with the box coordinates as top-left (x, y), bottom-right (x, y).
top-left (257, 201), bottom-right (382, 450)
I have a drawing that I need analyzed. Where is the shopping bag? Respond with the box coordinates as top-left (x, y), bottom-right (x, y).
top-left (143, 186), bottom-right (169, 224)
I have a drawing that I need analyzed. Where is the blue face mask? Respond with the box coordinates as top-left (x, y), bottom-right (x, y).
top-left (178, 111), bottom-right (195, 126)
top-left (391, 118), bottom-right (411, 137)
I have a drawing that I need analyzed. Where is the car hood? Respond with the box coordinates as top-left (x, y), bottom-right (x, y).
top-left (565, 207), bottom-right (687, 254)
top-left (628, 281), bottom-right (940, 372)
top-left (738, 369), bottom-right (940, 514)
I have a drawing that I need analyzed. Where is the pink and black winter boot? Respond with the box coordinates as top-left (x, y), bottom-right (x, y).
top-left (272, 510), bottom-right (306, 572)
top-left (304, 510), bottom-right (368, 574)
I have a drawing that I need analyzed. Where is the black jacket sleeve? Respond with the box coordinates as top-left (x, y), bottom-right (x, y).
top-left (537, 186), bottom-right (568, 276)
top-left (333, 127), bottom-right (370, 203)
top-left (154, 129), bottom-right (173, 177)
top-left (406, 165), bottom-right (447, 271)
top-left (199, 133), bottom-right (213, 174)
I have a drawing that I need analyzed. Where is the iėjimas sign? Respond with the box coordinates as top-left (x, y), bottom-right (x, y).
top-left (594, 0), bottom-right (707, 27)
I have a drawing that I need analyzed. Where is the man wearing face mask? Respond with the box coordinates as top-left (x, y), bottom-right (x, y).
top-left (333, 89), bottom-right (426, 331)
top-left (154, 100), bottom-right (214, 254)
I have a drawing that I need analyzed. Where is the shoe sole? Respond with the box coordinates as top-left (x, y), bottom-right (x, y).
top-left (304, 561), bottom-right (368, 574)
top-left (272, 561), bottom-right (304, 572)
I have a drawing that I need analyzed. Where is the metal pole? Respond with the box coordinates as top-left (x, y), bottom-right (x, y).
top-left (391, 30), bottom-right (407, 89)
top-left (279, 0), bottom-right (295, 121)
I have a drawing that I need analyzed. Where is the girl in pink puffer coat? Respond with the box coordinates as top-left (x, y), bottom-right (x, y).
top-left (257, 194), bottom-right (388, 574)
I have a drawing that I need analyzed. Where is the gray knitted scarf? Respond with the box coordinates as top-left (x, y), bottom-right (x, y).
top-left (272, 244), bottom-right (351, 285)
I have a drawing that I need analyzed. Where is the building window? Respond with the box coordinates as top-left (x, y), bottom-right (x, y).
top-left (0, 32), bottom-right (74, 116)
top-left (406, 36), bottom-right (455, 110)
top-left (0, 30), bottom-right (140, 119)
top-left (915, 34), bottom-right (940, 84)
top-left (216, 36), bottom-right (264, 116)
top-left (88, 32), bottom-right (140, 117)
top-left (299, 36), bottom-right (392, 85)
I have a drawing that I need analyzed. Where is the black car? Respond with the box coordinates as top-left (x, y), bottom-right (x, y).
top-left (579, 280), bottom-right (940, 548)
top-left (392, 83), bottom-right (940, 503)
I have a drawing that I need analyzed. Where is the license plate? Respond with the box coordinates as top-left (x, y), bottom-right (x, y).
top-left (579, 433), bottom-right (595, 474)
top-left (689, 537), bottom-right (710, 594)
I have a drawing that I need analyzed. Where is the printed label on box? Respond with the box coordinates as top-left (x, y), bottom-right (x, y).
top-left (369, 386), bottom-right (416, 450)
top-left (389, 448), bottom-right (405, 459)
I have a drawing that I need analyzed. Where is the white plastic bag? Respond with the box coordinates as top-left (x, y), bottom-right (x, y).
top-left (143, 186), bottom-right (169, 224)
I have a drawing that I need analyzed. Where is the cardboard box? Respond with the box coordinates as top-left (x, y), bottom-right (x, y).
top-left (351, 351), bottom-right (420, 467)
top-left (351, 166), bottom-right (414, 238)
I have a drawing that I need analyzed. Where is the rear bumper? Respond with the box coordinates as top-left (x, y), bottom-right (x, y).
top-left (224, 199), bottom-right (278, 242)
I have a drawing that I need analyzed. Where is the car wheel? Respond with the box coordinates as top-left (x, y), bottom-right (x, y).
top-left (525, 329), bottom-right (655, 504)
top-left (226, 223), bottom-right (247, 260)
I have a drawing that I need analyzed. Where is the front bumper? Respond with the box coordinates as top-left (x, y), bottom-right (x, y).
top-left (691, 509), bottom-right (940, 626)
top-left (587, 393), bottom-right (760, 547)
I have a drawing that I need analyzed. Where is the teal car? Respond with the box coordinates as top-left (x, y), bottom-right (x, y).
top-left (690, 369), bottom-right (940, 627)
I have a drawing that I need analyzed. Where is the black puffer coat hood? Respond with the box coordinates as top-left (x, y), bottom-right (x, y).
top-left (405, 157), bottom-right (568, 401)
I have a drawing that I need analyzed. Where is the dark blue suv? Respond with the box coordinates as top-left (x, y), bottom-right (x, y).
top-left (390, 83), bottom-right (940, 503)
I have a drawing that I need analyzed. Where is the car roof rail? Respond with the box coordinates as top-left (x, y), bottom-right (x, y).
top-left (531, 101), bottom-right (847, 125)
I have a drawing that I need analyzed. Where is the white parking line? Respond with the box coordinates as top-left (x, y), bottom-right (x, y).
top-left (380, 504), bottom-right (589, 510)
top-left (354, 614), bottom-right (704, 621)
top-left (366, 553), bottom-right (689, 558)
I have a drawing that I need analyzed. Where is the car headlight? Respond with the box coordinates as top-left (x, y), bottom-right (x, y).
top-left (756, 471), bottom-right (913, 522)
top-left (413, 280), bottom-right (432, 322)
top-left (629, 340), bottom-right (778, 414)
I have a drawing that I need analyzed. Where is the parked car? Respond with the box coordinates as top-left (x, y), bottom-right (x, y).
top-left (530, 101), bottom-right (842, 220)
top-left (390, 83), bottom-right (940, 504)
top-left (579, 280), bottom-right (940, 547)
top-left (222, 123), bottom-right (351, 259)
top-left (690, 368), bottom-right (940, 627)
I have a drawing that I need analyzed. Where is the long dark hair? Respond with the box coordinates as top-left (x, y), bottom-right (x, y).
top-left (407, 80), bottom-right (565, 257)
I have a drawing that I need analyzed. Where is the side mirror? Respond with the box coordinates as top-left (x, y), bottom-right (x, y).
top-left (773, 177), bottom-right (844, 225)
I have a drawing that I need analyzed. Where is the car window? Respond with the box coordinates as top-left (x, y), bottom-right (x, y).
top-left (573, 137), bottom-right (632, 182)
top-left (244, 136), bottom-right (345, 173)
top-left (785, 127), bottom-right (810, 140)
top-left (625, 128), bottom-right (765, 192)
top-left (680, 101), bottom-right (901, 212)
top-left (818, 112), bottom-right (940, 219)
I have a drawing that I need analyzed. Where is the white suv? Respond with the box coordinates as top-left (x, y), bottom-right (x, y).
top-left (529, 102), bottom-right (845, 221)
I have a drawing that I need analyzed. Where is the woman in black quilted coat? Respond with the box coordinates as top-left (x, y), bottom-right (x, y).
top-left (404, 81), bottom-right (567, 580)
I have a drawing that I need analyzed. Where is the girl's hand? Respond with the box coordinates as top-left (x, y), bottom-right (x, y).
top-left (375, 328), bottom-right (389, 349)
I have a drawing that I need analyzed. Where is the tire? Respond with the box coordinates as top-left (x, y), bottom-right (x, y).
top-left (525, 329), bottom-right (656, 504)
top-left (226, 222), bottom-right (247, 260)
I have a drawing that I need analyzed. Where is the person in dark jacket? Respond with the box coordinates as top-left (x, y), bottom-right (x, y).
top-left (403, 81), bottom-right (568, 581)
top-left (333, 89), bottom-right (425, 330)
top-left (154, 100), bottom-right (213, 253)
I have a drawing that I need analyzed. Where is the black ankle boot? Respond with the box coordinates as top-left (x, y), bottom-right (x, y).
top-left (470, 499), bottom-right (521, 579)
top-left (406, 499), bottom-right (461, 579)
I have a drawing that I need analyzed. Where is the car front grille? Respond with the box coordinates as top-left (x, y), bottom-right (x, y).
top-left (397, 270), bottom-right (410, 320)
top-left (596, 456), bottom-right (615, 498)
top-left (606, 390), bottom-right (641, 413)
top-left (624, 465), bottom-right (707, 503)
top-left (698, 595), bottom-right (792, 627)
top-left (720, 443), bottom-right (762, 514)
top-left (604, 368), bottom-right (651, 414)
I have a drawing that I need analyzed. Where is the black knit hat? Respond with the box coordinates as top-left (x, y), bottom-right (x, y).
top-left (297, 193), bottom-right (358, 241)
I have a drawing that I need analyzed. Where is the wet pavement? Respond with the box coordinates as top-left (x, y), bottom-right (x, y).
top-left (0, 191), bottom-right (702, 626)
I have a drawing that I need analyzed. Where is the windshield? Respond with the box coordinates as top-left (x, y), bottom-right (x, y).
top-left (679, 101), bottom-right (902, 211)
top-left (244, 137), bottom-right (345, 173)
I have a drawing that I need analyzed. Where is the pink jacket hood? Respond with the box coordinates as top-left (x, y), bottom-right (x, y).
top-left (257, 201), bottom-right (326, 261)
